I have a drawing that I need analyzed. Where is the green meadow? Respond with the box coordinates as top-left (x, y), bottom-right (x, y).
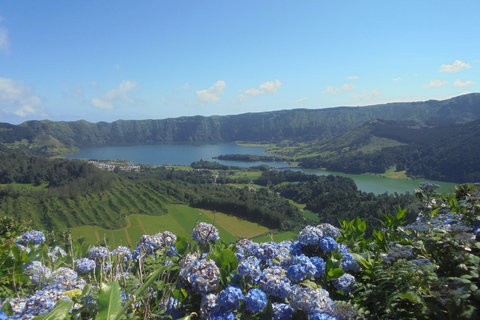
top-left (72, 204), bottom-right (273, 248)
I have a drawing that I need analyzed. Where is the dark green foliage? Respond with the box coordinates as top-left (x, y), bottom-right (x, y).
top-left (297, 119), bottom-right (480, 183)
top-left (256, 170), bottom-right (418, 236)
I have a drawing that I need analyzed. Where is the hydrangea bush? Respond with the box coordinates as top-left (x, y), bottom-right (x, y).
top-left (0, 182), bottom-right (479, 319)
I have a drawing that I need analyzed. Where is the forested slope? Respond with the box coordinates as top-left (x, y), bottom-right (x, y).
top-left (296, 119), bottom-right (480, 183)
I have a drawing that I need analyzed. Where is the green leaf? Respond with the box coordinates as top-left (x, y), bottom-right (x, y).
top-left (97, 282), bottom-right (123, 320)
top-left (327, 268), bottom-right (345, 280)
top-left (33, 300), bottom-right (74, 320)
top-left (1, 301), bottom-right (13, 317)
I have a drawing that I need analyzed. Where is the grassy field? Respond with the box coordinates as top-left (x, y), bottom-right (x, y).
top-left (71, 204), bottom-right (273, 248)
top-left (251, 231), bottom-right (297, 243)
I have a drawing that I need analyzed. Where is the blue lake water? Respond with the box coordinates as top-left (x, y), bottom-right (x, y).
top-left (66, 142), bottom-right (457, 195)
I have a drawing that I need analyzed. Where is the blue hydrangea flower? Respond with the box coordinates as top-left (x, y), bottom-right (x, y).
top-left (290, 240), bottom-right (305, 256)
top-left (255, 241), bottom-right (279, 260)
top-left (166, 245), bottom-right (177, 257)
top-left (310, 256), bottom-right (326, 278)
top-left (21, 230), bottom-right (46, 245)
top-left (200, 293), bottom-right (219, 318)
top-left (207, 309), bottom-right (237, 320)
top-left (273, 302), bottom-right (293, 320)
top-left (317, 223), bottom-right (341, 239)
top-left (260, 266), bottom-right (292, 299)
top-left (298, 226), bottom-right (323, 245)
top-left (245, 288), bottom-right (267, 313)
top-left (340, 253), bottom-right (360, 273)
top-left (284, 254), bottom-right (317, 281)
top-left (23, 261), bottom-right (51, 285)
top-left (179, 253), bottom-right (220, 295)
top-left (160, 231), bottom-right (177, 246)
top-left (218, 285), bottom-right (244, 309)
top-left (309, 313), bottom-right (335, 320)
top-left (319, 236), bottom-right (338, 252)
top-left (287, 264), bottom-right (307, 282)
top-left (89, 246), bottom-right (110, 263)
top-left (192, 222), bottom-right (220, 243)
top-left (238, 256), bottom-right (262, 283)
top-left (135, 234), bottom-right (164, 255)
top-left (419, 182), bottom-right (440, 191)
top-left (48, 245), bottom-right (67, 263)
top-left (75, 258), bottom-right (96, 273)
top-left (111, 246), bottom-right (132, 262)
top-left (332, 273), bottom-right (356, 294)
top-left (159, 297), bottom-right (183, 320)
top-left (289, 286), bottom-right (334, 315)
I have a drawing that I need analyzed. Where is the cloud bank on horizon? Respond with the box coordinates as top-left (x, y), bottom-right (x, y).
top-left (0, 1), bottom-right (478, 124)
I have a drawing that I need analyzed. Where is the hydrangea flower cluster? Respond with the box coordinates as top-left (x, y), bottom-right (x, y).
top-left (19, 230), bottom-right (46, 245)
top-left (178, 253), bottom-right (220, 295)
top-left (133, 231), bottom-right (177, 258)
top-left (191, 222), bottom-right (220, 243)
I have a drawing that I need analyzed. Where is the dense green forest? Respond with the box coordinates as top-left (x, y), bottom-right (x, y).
top-left (254, 170), bottom-right (417, 236)
top-left (295, 119), bottom-right (480, 183)
top-left (0, 150), bottom-right (420, 236)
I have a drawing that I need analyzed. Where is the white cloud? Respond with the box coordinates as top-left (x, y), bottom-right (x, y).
top-left (351, 89), bottom-right (381, 100)
top-left (296, 97), bottom-right (309, 103)
top-left (324, 83), bottom-right (355, 95)
top-left (0, 77), bottom-right (44, 117)
top-left (196, 80), bottom-right (226, 102)
top-left (260, 79), bottom-right (282, 93)
top-left (453, 79), bottom-right (475, 87)
top-left (393, 77), bottom-right (402, 82)
top-left (237, 79), bottom-right (282, 102)
top-left (91, 80), bottom-right (138, 110)
top-left (422, 79), bottom-right (448, 88)
top-left (341, 83), bottom-right (356, 91)
top-left (440, 60), bottom-right (471, 73)
top-left (347, 75), bottom-right (359, 80)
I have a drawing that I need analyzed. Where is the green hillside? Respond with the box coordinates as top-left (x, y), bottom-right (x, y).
top-left (1, 93), bottom-right (479, 156)
top-left (294, 119), bottom-right (480, 183)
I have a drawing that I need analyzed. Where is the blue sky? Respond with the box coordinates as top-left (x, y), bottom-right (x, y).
top-left (0, 1), bottom-right (478, 124)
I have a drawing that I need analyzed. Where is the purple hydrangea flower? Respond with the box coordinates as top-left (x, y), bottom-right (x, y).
top-left (192, 222), bottom-right (220, 243)
top-left (245, 288), bottom-right (267, 313)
